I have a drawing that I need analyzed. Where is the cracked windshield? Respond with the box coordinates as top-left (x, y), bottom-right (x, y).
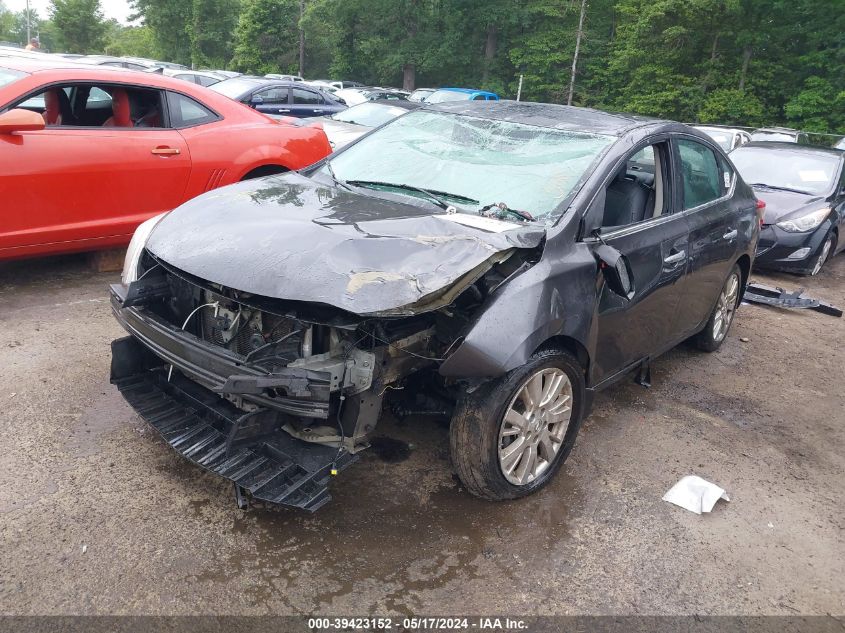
top-left (326, 111), bottom-right (614, 223)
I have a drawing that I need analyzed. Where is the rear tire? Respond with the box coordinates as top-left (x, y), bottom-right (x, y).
top-left (449, 348), bottom-right (585, 500)
top-left (695, 264), bottom-right (741, 352)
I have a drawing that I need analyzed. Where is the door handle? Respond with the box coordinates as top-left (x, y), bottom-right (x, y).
top-left (313, 109), bottom-right (324, 113)
top-left (277, 109), bottom-right (290, 113)
top-left (151, 147), bottom-right (180, 155)
top-left (663, 250), bottom-right (686, 264)
top-left (723, 229), bottom-right (738, 240)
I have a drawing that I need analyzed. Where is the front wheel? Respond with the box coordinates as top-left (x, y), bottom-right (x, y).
top-left (449, 349), bottom-right (585, 500)
top-left (809, 233), bottom-right (835, 276)
top-left (695, 264), bottom-right (742, 352)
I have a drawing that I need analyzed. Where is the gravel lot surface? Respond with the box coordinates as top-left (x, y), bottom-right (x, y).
top-left (1, 254), bottom-right (842, 616)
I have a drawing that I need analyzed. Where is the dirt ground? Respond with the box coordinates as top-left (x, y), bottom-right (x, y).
top-left (0, 253), bottom-right (842, 617)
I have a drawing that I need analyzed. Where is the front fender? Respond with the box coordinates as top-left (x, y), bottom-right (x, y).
top-left (439, 248), bottom-right (596, 378)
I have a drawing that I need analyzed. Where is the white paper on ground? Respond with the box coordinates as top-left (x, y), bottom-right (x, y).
top-left (662, 475), bottom-right (730, 514)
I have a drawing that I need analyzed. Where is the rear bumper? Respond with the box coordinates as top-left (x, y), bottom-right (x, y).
top-left (111, 337), bottom-right (355, 511)
top-left (109, 283), bottom-right (331, 418)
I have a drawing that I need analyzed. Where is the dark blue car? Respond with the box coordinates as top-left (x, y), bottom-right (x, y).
top-left (209, 76), bottom-right (346, 118)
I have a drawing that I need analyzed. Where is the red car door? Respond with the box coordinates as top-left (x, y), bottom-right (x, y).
top-left (0, 90), bottom-right (191, 258)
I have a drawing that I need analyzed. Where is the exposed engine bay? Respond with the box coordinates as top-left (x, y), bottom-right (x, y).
top-left (109, 244), bottom-right (541, 509)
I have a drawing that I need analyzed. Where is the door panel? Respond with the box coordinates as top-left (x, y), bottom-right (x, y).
top-left (252, 86), bottom-right (290, 117)
top-left (590, 139), bottom-right (691, 383)
top-left (592, 215), bottom-right (690, 381)
top-left (289, 87), bottom-right (325, 118)
top-left (676, 139), bottom-right (740, 334)
top-left (0, 128), bottom-right (190, 254)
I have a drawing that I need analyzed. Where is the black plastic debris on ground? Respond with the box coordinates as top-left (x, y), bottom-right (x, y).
top-left (116, 369), bottom-right (356, 511)
top-left (743, 282), bottom-right (842, 317)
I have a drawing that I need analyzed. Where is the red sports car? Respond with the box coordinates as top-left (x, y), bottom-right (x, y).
top-left (0, 59), bottom-right (332, 260)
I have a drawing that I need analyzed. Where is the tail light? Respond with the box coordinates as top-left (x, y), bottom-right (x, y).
top-left (755, 199), bottom-right (766, 227)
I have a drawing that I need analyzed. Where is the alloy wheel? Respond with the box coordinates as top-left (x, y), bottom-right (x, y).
top-left (498, 368), bottom-right (573, 486)
top-left (712, 272), bottom-right (740, 343)
top-left (811, 237), bottom-right (833, 276)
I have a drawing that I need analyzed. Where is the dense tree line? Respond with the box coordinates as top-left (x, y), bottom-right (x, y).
top-left (1, 0), bottom-right (842, 133)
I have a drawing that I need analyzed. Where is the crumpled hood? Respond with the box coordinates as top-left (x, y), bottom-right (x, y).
top-left (146, 173), bottom-right (545, 316)
top-left (752, 187), bottom-right (827, 224)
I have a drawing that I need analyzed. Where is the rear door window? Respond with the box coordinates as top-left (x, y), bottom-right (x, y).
top-left (292, 87), bottom-right (322, 105)
top-left (166, 92), bottom-right (218, 128)
top-left (253, 87), bottom-right (289, 104)
top-left (678, 139), bottom-right (722, 209)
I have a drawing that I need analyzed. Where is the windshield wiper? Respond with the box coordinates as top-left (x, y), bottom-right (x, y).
top-left (346, 180), bottom-right (477, 211)
top-left (479, 202), bottom-right (536, 223)
top-left (747, 183), bottom-right (811, 195)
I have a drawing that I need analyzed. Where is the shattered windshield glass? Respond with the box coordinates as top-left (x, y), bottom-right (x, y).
top-left (325, 110), bottom-right (614, 222)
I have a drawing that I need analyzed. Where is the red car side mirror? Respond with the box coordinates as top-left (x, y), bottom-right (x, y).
top-left (0, 108), bottom-right (46, 135)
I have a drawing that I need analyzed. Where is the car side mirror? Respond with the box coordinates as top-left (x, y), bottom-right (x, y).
top-left (250, 95), bottom-right (264, 105)
top-left (595, 243), bottom-right (634, 299)
top-left (0, 108), bottom-right (45, 134)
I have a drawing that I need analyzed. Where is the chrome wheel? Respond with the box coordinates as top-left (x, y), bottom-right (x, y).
top-left (498, 368), bottom-right (573, 486)
top-left (811, 237), bottom-right (833, 275)
top-left (712, 272), bottom-right (740, 343)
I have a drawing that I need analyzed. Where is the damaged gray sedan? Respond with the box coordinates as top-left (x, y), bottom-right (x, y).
top-left (110, 101), bottom-right (759, 510)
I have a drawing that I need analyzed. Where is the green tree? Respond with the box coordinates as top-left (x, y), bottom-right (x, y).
top-left (189, 0), bottom-right (240, 67)
top-left (49, 0), bottom-right (106, 53)
top-left (131, 0), bottom-right (240, 67)
top-left (231, 0), bottom-right (298, 74)
top-left (0, 2), bottom-right (15, 42)
top-left (103, 23), bottom-right (156, 57)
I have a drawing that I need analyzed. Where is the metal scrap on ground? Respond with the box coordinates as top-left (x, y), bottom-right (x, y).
top-left (743, 282), bottom-right (843, 317)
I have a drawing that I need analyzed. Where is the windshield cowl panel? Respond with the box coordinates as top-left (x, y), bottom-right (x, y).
top-left (325, 110), bottom-right (615, 225)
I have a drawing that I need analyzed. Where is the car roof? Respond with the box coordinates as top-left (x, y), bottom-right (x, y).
top-left (226, 76), bottom-right (300, 86)
top-left (367, 99), bottom-right (422, 110)
top-left (0, 57), bottom-right (95, 72)
top-left (752, 127), bottom-right (801, 134)
top-left (695, 125), bottom-right (745, 133)
top-left (0, 58), bottom-right (234, 92)
top-left (425, 100), bottom-right (666, 136)
top-left (736, 141), bottom-right (844, 157)
top-left (437, 87), bottom-right (495, 95)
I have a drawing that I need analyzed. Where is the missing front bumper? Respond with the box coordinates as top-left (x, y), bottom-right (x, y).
top-left (111, 336), bottom-right (356, 511)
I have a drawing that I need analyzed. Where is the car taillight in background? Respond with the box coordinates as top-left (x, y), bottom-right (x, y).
top-left (755, 199), bottom-right (766, 227)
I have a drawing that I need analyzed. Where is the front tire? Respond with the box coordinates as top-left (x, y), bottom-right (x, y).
top-left (809, 233), bottom-right (835, 276)
top-left (449, 348), bottom-right (585, 500)
top-left (695, 264), bottom-right (741, 352)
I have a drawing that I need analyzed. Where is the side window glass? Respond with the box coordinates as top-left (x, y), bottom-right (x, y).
top-left (166, 91), bottom-right (218, 128)
top-left (292, 88), bottom-right (322, 105)
top-left (678, 139), bottom-right (721, 209)
top-left (254, 87), bottom-right (288, 104)
top-left (601, 143), bottom-right (666, 228)
top-left (197, 76), bottom-right (218, 87)
top-left (87, 87), bottom-right (112, 105)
